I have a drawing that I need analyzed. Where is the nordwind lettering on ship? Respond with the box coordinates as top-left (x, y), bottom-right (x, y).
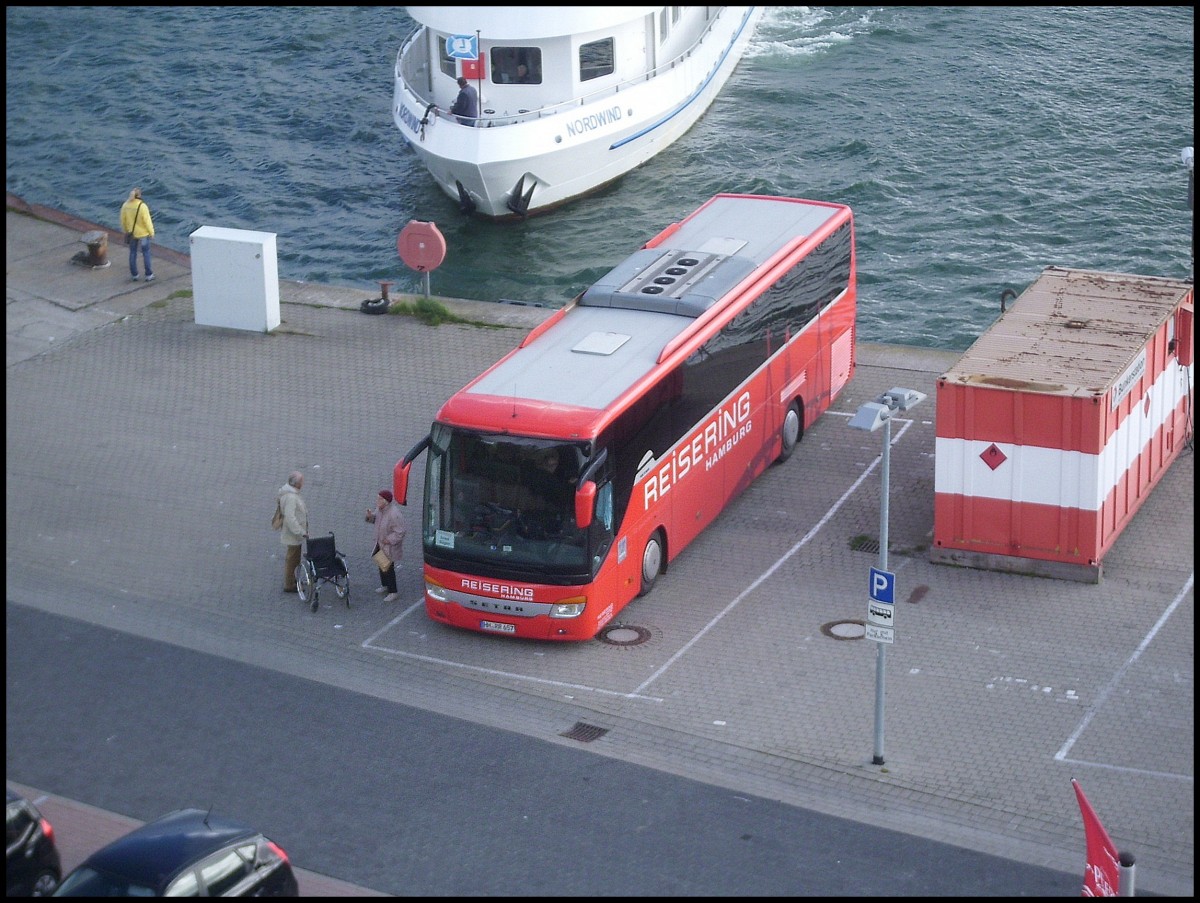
top-left (399, 103), bottom-right (422, 134)
top-left (643, 391), bottom-right (754, 507)
top-left (566, 104), bottom-right (623, 138)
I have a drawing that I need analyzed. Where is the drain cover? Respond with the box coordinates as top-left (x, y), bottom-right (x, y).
top-left (850, 535), bottom-right (881, 554)
top-left (598, 624), bottom-right (651, 646)
top-left (821, 619), bottom-right (866, 640)
top-left (561, 722), bottom-right (609, 743)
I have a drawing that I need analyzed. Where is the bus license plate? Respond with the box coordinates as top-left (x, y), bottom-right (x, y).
top-left (480, 619), bottom-right (516, 633)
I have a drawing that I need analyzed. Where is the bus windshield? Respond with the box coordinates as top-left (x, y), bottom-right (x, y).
top-left (424, 426), bottom-right (594, 576)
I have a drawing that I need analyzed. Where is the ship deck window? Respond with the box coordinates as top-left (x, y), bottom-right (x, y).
top-left (579, 38), bottom-right (614, 82)
top-left (491, 47), bottom-right (542, 84)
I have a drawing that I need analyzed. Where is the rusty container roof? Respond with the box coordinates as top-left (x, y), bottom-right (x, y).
top-left (939, 266), bottom-right (1193, 398)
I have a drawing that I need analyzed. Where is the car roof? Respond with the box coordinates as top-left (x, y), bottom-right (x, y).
top-left (82, 808), bottom-right (258, 888)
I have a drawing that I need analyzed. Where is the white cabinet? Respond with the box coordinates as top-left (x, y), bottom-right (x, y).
top-left (189, 226), bottom-right (280, 332)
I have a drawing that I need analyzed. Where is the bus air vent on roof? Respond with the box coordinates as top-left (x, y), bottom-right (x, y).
top-left (580, 244), bottom-right (757, 318)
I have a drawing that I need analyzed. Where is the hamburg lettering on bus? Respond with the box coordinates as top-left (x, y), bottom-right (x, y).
top-left (461, 578), bottom-right (535, 599)
top-left (566, 105), bottom-right (622, 138)
top-left (643, 391), bottom-right (753, 508)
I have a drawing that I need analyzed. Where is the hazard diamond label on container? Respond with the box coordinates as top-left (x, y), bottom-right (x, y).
top-left (981, 443), bottom-right (1007, 471)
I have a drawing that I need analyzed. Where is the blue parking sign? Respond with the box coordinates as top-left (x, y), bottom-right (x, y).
top-left (446, 34), bottom-right (478, 60)
top-left (869, 567), bottom-right (895, 604)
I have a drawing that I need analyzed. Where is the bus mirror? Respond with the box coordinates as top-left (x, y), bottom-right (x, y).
top-left (393, 460), bottom-right (412, 505)
top-left (575, 481), bottom-right (596, 529)
top-left (394, 434), bottom-right (431, 505)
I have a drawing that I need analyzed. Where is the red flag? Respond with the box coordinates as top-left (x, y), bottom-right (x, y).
top-left (1072, 778), bottom-right (1120, 896)
top-left (462, 56), bottom-right (485, 80)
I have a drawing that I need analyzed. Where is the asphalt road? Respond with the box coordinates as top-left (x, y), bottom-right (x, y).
top-left (6, 602), bottom-right (1082, 896)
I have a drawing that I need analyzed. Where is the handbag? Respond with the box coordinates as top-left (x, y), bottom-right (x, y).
top-left (271, 500), bottom-right (284, 530)
top-left (372, 548), bottom-right (392, 570)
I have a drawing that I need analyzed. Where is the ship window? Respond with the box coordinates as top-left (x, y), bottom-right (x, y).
top-left (491, 46), bottom-right (542, 84)
top-left (438, 38), bottom-right (455, 77)
top-left (579, 38), bottom-right (614, 82)
top-left (659, 9), bottom-right (669, 43)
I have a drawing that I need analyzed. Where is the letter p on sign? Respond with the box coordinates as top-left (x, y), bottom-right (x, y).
top-left (869, 567), bottom-right (895, 605)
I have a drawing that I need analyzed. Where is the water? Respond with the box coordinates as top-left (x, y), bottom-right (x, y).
top-left (6, 6), bottom-right (1193, 350)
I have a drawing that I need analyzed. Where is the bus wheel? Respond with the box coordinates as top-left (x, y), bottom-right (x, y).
top-left (638, 530), bottom-right (664, 597)
top-left (777, 401), bottom-right (804, 463)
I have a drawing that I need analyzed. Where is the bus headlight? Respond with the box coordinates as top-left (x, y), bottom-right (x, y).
top-left (425, 579), bottom-right (448, 602)
top-left (548, 597), bottom-right (586, 619)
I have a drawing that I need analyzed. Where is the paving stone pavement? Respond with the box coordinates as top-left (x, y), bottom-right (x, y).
top-left (6, 196), bottom-right (1194, 896)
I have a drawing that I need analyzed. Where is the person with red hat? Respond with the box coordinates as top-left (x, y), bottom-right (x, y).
top-left (365, 488), bottom-right (407, 602)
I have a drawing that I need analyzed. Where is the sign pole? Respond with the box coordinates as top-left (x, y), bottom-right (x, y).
top-left (872, 416), bottom-right (891, 765)
top-left (851, 388), bottom-right (924, 768)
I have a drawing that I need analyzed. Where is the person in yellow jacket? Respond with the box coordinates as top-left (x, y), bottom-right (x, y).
top-left (119, 187), bottom-right (156, 282)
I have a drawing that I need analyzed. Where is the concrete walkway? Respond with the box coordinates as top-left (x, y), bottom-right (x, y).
top-left (6, 194), bottom-right (1193, 896)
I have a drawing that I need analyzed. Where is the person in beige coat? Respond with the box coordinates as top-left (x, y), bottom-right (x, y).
top-left (278, 471), bottom-right (308, 592)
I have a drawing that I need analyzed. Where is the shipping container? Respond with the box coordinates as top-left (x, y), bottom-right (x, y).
top-left (932, 267), bottom-right (1194, 582)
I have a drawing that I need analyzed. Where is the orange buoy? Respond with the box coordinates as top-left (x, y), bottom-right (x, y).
top-left (397, 220), bottom-right (446, 272)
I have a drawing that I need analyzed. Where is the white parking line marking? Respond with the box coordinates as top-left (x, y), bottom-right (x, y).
top-left (632, 418), bottom-right (916, 697)
top-left (1054, 572), bottom-right (1194, 782)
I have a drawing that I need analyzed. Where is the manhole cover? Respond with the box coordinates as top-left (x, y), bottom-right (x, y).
top-left (598, 624), bottom-right (651, 646)
top-left (821, 619), bottom-right (866, 640)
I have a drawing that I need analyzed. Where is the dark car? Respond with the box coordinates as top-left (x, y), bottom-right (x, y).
top-left (6, 788), bottom-right (63, 896)
top-left (52, 808), bottom-right (297, 897)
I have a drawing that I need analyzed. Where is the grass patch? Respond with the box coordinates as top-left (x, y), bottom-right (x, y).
top-left (387, 297), bottom-right (505, 329)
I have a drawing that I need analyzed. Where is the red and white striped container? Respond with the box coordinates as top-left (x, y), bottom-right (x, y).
top-left (932, 267), bottom-right (1194, 582)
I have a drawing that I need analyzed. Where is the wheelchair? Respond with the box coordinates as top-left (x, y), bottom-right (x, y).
top-left (295, 532), bottom-right (350, 612)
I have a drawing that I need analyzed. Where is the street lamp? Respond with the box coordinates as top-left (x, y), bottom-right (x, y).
top-left (848, 386), bottom-right (926, 765)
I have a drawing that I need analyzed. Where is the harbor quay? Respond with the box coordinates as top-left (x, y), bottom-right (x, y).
top-left (6, 195), bottom-right (1194, 895)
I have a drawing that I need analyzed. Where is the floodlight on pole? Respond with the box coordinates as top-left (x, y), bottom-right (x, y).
top-left (848, 387), bottom-right (925, 765)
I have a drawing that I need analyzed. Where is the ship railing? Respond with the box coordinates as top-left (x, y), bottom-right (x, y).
top-left (394, 7), bottom-right (742, 129)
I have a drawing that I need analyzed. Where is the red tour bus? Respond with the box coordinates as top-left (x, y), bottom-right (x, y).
top-left (394, 194), bottom-right (857, 640)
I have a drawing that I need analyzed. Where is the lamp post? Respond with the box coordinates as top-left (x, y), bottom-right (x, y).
top-left (848, 387), bottom-right (926, 765)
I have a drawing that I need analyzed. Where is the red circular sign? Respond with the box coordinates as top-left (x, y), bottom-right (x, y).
top-left (396, 220), bottom-right (446, 272)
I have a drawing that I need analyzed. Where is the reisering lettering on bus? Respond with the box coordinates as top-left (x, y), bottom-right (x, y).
top-left (644, 391), bottom-right (753, 508)
top-left (461, 578), bottom-right (535, 599)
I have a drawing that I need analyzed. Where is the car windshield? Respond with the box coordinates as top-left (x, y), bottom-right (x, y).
top-left (53, 865), bottom-right (156, 897)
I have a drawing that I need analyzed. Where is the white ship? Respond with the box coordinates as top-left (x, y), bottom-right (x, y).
top-left (392, 7), bottom-right (763, 219)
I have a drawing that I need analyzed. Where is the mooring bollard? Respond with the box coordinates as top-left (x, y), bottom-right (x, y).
top-left (72, 230), bottom-right (111, 268)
